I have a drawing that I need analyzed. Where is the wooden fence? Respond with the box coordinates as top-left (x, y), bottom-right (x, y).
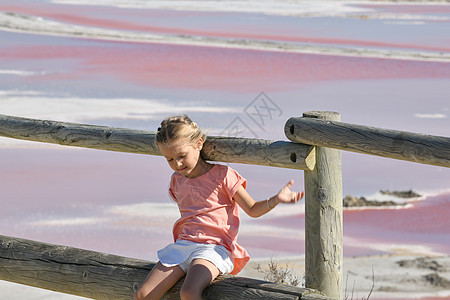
top-left (0, 111), bottom-right (449, 299)
top-left (0, 235), bottom-right (331, 300)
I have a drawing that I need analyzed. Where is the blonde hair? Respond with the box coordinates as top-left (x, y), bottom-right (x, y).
top-left (156, 115), bottom-right (205, 146)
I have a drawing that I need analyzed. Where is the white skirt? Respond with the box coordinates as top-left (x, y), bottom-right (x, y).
top-left (157, 239), bottom-right (234, 274)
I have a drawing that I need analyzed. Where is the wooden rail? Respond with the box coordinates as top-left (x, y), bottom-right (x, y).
top-left (0, 235), bottom-right (332, 300)
top-left (0, 114), bottom-right (315, 170)
top-left (285, 115), bottom-right (450, 168)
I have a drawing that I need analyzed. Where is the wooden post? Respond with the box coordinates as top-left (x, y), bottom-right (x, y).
top-left (286, 111), bottom-right (343, 299)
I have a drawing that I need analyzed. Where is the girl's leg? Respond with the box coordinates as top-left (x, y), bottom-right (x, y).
top-left (134, 261), bottom-right (185, 300)
top-left (180, 259), bottom-right (221, 300)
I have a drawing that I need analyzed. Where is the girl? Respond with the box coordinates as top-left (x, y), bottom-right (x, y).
top-left (135, 115), bottom-right (304, 300)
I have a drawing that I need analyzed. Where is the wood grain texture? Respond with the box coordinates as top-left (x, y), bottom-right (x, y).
top-left (0, 235), bottom-right (152, 299)
top-left (0, 114), bottom-right (314, 170)
top-left (0, 235), bottom-right (334, 300)
top-left (202, 136), bottom-right (315, 170)
top-left (301, 112), bottom-right (343, 299)
top-left (285, 115), bottom-right (450, 168)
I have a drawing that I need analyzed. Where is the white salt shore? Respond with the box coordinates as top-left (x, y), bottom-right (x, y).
top-left (240, 254), bottom-right (450, 299)
top-left (0, 280), bottom-right (90, 300)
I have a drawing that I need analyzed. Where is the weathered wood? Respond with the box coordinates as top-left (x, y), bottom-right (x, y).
top-left (0, 114), bottom-right (315, 170)
top-left (202, 136), bottom-right (315, 170)
top-left (298, 112), bottom-right (343, 299)
top-left (0, 235), bottom-right (150, 299)
top-left (0, 235), bottom-right (333, 300)
top-left (285, 115), bottom-right (450, 168)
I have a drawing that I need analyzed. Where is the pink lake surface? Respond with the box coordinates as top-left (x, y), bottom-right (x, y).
top-left (2, 41), bottom-right (450, 93)
top-left (0, 1), bottom-right (449, 299)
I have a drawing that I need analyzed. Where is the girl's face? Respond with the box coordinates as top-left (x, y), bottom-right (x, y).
top-left (158, 138), bottom-right (204, 178)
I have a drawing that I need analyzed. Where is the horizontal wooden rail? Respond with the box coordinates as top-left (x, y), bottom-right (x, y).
top-left (0, 114), bottom-right (315, 170)
top-left (285, 114), bottom-right (450, 168)
top-left (0, 235), bottom-right (332, 299)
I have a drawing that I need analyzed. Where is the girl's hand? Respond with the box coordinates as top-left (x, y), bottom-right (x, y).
top-left (277, 180), bottom-right (305, 204)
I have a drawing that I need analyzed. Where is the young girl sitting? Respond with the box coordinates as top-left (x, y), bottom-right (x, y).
top-left (135, 115), bottom-right (304, 300)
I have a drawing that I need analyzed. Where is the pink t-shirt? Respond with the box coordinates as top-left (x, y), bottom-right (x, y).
top-left (168, 164), bottom-right (250, 275)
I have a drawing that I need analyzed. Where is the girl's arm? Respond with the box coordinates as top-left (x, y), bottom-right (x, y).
top-left (233, 180), bottom-right (304, 218)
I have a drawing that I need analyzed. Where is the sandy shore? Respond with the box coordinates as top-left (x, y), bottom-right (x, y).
top-left (240, 254), bottom-right (450, 299)
top-left (0, 280), bottom-right (90, 300)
